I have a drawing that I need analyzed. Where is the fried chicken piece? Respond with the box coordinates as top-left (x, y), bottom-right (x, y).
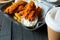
top-left (4, 1), bottom-right (27, 14)
top-left (14, 5), bottom-right (24, 13)
top-left (23, 1), bottom-right (36, 18)
top-left (13, 1), bottom-right (27, 13)
top-left (27, 11), bottom-right (36, 21)
top-left (19, 11), bottom-right (24, 16)
top-left (17, 1), bottom-right (36, 21)
top-left (28, 11), bottom-right (36, 17)
top-left (24, 1), bottom-right (36, 10)
top-left (14, 1), bottom-right (41, 22)
top-left (36, 7), bottom-right (42, 18)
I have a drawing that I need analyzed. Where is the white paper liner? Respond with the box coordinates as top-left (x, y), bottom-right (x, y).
top-left (21, 16), bottom-right (38, 27)
top-left (45, 7), bottom-right (60, 32)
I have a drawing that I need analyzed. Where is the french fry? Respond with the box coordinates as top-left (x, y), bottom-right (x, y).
top-left (13, 16), bottom-right (18, 20)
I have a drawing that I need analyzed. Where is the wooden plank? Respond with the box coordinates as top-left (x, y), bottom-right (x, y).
top-left (0, 14), bottom-right (2, 32)
top-left (32, 31), bottom-right (42, 40)
top-left (32, 24), bottom-right (48, 40)
top-left (22, 24), bottom-right (48, 40)
top-left (22, 28), bottom-right (34, 40)
top-left (0, 35), bottom-right (11, 40)
top-left (12, 21), bottom-right (48, 40)
top-left (39, 24), bottom-right (48, 40)
top-left (0, 12), bottom-right (11, 40)
top-left (12, 22), bottom-right (23, 40)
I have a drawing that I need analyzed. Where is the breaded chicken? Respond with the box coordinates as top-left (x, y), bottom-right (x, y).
top-left (19, 11), bottom-right (24, 16)
top-left (23, 1), bottom-right (36, 20)
top-left (36, 7), bottom-right (42, 18)
top-left (25, 1), bottom-right (35, 10)
top-left (14, 5), bottom-right (24, 13)
top-left (27, 11), bottom-right (36, 21)
top-left (4, 1), bottom-right (27, 14)
top-left (15, 1), bottom-right (37, 21)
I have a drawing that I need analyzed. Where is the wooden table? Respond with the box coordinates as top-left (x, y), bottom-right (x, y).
top-left (0, 4), bottom-right (48, 40)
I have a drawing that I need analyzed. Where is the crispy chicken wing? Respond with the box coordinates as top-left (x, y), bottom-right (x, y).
top-left (14, 5), bottom-right (25, 13)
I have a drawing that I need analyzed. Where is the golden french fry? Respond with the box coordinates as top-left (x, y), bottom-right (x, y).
top-left (14, 13), bottom-right (22, 22)
top-left (15, 13), bottom-right (21, 19)
top-left (13, 16), bottom-right (18, 20)
top-left (17, 19), bottom-right (21, 23)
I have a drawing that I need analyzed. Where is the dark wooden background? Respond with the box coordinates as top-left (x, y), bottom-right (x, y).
top-left (0, 10), bottom-right (11, 40)
top-left (0, 3), bottom-right (48, 40)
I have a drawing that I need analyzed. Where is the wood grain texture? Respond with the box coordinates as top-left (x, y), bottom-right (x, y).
top-left (22, 28), bottom-right (34, 40)
top-left (12, 22), bottom-right (23, 40)
top-left (12, 23), bottom-right (48, 40)
top-left (0, 12), bottom-right (11, 40)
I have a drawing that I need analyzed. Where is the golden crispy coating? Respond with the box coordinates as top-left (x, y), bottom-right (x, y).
top-left (19, 11), bottom-right (24, 16)
top-left (28, 11), bottom-right (35, 17)
top-left (14, 5), bottom-right (24, 13)
top-left (36, 7), bottom-right (42, 18)
top-left (24, 1), bottom-right (36, 12)
top-left (21, 1), bottom-right (36, 21)
top-left (4, 1), bottom-right (27, 14)
top-left (27, 11), bottom-right (36, 21)
top-left (23, 1), bottom-right (36, 21)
